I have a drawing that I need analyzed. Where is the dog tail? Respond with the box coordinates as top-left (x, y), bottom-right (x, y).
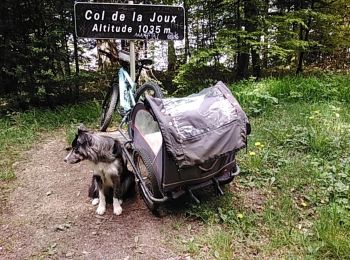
top-left (88, 175), bottom-right (99, 199)
top-left (121, 170), bottom-right (136, 199)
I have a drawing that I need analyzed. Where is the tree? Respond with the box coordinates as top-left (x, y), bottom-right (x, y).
top-left (175, 0), bottom-right (349, 88)
top-left (0, 0), bottom-right (80, 105)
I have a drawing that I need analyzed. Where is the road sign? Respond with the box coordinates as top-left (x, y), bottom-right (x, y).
top-left (74, 2), bottom-right (185, 40)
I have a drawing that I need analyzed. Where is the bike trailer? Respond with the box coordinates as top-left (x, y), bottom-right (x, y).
top-left (129, 81), bottom-right (250, 210)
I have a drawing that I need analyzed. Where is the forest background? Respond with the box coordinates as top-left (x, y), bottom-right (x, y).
top-left (1, 0), bottom-right (349, 109)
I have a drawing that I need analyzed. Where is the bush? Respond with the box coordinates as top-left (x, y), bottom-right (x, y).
top-left (173, 50), bottom-right (234, 96)
top-left (230, 74), bottom-right (350, 116)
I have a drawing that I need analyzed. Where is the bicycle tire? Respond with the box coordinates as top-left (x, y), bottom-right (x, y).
top-left (134, 82), bottom-right (163, 103)
top-left (100, 82), bottom-right (119, 132)
top-left (133, 148), bottom-right (162, 212)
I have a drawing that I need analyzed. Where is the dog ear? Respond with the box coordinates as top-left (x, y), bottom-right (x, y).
top-left (77, 124), bottom-right (88, 134)
top-left (71, 134), bottom-right (78, 147)
top-left (77, 131), bottom-right (92, 146)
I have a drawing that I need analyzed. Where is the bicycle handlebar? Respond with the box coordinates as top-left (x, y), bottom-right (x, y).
top-left (98, 49), bottom-right (158, 84)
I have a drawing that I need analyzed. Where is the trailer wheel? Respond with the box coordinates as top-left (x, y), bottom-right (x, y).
top-left (218, 164), bottom-right (240, 185)
top-left (133, 148), bottom-right (162, 212)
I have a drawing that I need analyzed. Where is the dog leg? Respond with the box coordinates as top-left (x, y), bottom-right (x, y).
top-left (96, 189), bottom-right (106, 215)
top-left (113, 198), bottom-right (122, 215)
top-left (111, 174), bottom-right (123, 215)
top-left (89, 175), bottom-right (100, 206)
top-left (92, 198), bottom-right (99, 206)
top-left (95, 175), bottom-right (106, 215)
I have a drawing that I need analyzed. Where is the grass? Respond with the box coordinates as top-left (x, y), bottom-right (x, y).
top-left (0, 74), bottom-right (349, 258)
top-left (0, 101), bottom-right (101, 181)
top-left (233, 74), bottom-right (350, 116)
top-left (181, 74), bottom-right (350, 259)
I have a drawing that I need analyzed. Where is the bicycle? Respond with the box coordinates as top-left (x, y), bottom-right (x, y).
top-left (98, 49), bottom-right (163, 132)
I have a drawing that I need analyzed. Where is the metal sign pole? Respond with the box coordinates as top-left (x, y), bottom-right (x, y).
top-left (128, 0), bottom-right (136, 81)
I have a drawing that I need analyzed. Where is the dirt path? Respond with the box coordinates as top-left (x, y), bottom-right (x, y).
top-left (0, 131), bottom-right (194, 259)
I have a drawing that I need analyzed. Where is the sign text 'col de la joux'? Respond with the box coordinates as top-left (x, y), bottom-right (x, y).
top-left (74, 2), bottom-right (185, 40)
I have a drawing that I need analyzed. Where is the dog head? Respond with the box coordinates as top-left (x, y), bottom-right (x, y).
top-left (64, 124), bottom-right (123, 164)
top-left (64, 124), bottom-right (92, 164)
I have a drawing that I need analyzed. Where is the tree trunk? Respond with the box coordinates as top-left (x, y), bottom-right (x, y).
top-left (296, 0), bottom-right (314, 74)
top-left (236, 0), bottom-right (258, 80)
top-left (236, 53), bottom-right (250, 80)
top-left (63, 34), bottom-right (71, 76)
top-left (184, 0), bottom-right (190, 62)
top-left (72, 12), bottom-right (80, 99)
top-left (251, 48), bottom-right (261, 78)
top-left (97, 40), bottom-right (118, 70)
top-left (235, 0), bottom-right (245, 80)
top-left (246, 0), bottom-right (261, 79)
top-left (262, 0), bottom-right (269, 71)
top-left (296, 17), bottom-right (312, 74)
top-left (167, 41), bottom-right (176, 72)
top-left (73, 33), bottom-right (79, 76)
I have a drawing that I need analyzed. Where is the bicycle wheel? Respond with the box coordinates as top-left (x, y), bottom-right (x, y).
top-left (133, 148), bottom-right (162, 212)
top-left (134, 82), bottom-right (163, 103)
top-left (100, 82), bottom-right (119, 132)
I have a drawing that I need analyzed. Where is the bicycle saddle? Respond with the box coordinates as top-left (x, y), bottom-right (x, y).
top-left (138, 58), bottom-right (153, 66)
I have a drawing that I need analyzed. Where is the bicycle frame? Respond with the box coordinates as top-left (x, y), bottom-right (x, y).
top-left (118, 67), bottom-right (136, 114)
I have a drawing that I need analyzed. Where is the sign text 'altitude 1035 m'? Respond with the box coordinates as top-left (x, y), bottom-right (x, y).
top-left (74, 2), bottom-right (185, 41)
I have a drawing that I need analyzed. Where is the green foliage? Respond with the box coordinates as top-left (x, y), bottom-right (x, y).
top-left (174, 49), bottom-right (233, 95)
top-left (174, 0), bottom-right (349, 86)
top-left (242, 101), bottom-right (349, 257)
top-left (313, 205), bottom-right (350, 258)
top-left (0, 0), bottom-right (93, 105)
top-left (231, 74), bottom-right (350, 115)
top-left (233, 79), bottom-right (279, 116)
top-left (267, 75), bottom-right (350, 102)
top-left (186, 191), bottom-right (237, 224)
top-left (0, 170), bottom-right (16, 181)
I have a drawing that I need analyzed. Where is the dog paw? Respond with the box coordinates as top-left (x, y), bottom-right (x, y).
top-left (113, 206), bottom-right (122, 215)
top-left (96, 206), bottom-right (106, 215)
top-left (91, 198), bottom-right (99, 206)
top-left (118, 199), bottom-right (123, 205)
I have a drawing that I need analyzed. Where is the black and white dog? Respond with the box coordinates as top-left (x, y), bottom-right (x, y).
top-left (64, 125), bottom-right (135, 215)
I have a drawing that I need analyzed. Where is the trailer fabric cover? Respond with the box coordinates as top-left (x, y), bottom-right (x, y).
top-left (146, 81), bottom-right (249, 168)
